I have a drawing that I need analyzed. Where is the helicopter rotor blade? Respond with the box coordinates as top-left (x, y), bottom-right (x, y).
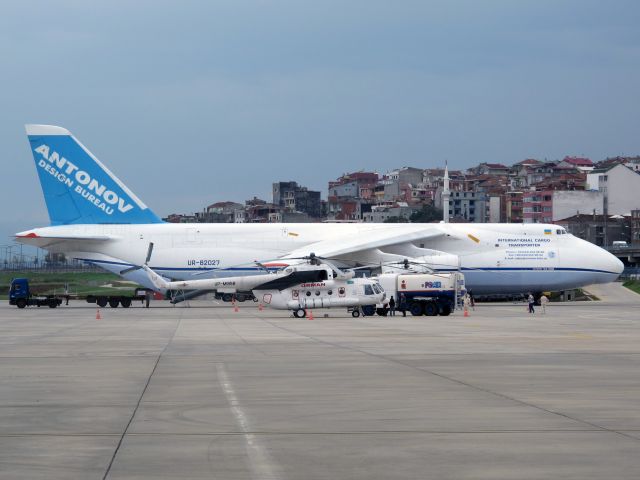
top-left (145, 242), bottom-right (154, 264)
top-left (120, 242), bottom-right (155, 275)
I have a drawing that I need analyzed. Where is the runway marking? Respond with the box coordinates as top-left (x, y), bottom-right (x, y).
top-left (216, 364), bottom-right (282, 480)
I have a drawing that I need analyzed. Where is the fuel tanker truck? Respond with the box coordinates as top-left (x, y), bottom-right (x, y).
top-left (374, 271), bottom-right (466, 316)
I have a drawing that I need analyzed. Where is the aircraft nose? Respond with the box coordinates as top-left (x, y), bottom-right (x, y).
top-left (588, 242), bottom-right (624, 277)
top-left (606, 250), bottom-right (624, 276)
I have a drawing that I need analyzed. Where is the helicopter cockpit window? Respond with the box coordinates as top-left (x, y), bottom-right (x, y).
top-left (319, 270), bottom-right (328, 281)
top-left (364, 285), bottom-right (374, 296)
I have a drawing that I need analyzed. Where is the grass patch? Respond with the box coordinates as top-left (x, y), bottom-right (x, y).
top-left (623, 280), bottom-right (640, 295)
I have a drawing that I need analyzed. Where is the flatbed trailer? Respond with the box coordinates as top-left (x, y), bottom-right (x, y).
top-left (85, 288), bottom-right (153, 308)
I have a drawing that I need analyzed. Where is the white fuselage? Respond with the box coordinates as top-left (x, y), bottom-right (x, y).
top-left (18, 222), bottom-right (623, 294)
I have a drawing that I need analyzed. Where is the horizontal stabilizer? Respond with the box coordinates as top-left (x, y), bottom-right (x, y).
top-left (15, 230), bottom-right (117, 248)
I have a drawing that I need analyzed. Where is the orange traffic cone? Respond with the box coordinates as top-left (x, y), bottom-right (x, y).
top-left (234, 303), bottom-right (239, 313)
top-left (463, 306), bottom-right (469, 317)
top-left (258, 303), bottom-right (263, 311)
top-left (96, 308), bottom-right (101, 320)
top-left (307, 309), bottom-right (314, 320)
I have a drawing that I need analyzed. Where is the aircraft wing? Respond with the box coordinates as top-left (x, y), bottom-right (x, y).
top-left (282, 225), bottom-right (452, 260)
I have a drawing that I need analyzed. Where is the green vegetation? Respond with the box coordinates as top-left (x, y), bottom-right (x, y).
top-left (382, 205), bottom-right (444, 224)
top-left (548, 288), bottom-right (599, 302)
top-left (383, 216), bottom-right (409, 223)
top-left (0, 271), bottom-right (140, 299)
top-left (409, 205), bottom-right (443, 223)
top-left (623, 280), bottom-right (640, 295)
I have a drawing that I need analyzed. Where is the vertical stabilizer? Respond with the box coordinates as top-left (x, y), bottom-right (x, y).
top-left (25, 124), bottom-right (162, 225)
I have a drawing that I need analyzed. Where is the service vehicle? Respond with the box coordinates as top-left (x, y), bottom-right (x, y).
top-left (374, 272), bottom-right (465, 316)
top-left (9, 278), bottom-right (65, 308)
top-left (8, 278), bottom-right (153, 309)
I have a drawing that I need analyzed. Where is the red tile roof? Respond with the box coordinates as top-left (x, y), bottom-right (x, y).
top-left (562, 156), bottom-right (594, 166)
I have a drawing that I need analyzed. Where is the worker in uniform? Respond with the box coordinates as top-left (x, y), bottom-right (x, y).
top-left (539, 294), bottom-right (549, 314)
top-left (527, 293), bottom-right (535, 314)
top-left (399, 293), bottom-right (407, 317)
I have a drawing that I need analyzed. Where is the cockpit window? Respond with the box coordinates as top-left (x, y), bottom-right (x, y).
top-left (364, 285), bottom-right (374, 296)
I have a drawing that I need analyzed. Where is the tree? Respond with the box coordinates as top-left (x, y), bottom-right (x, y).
top-left (45, 252), bottom-right (67, 265)
top-left (383, 216), bottom-right (409, 223)
top-left (409, 205), bottom-right (443, 223)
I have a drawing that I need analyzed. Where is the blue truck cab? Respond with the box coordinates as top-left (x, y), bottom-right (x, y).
top-left (9, 278), bottom-right (30, 305)
top-left (9, 278), bottom-right (62, 308)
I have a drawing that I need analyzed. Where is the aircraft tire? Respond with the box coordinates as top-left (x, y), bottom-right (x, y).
top-left (440, 304), bottom-right (451, 316)
top-left (97, 297), bottom-right (108, 308)
top-left (293, 308), bottom-right (306, 318)
top-left (120, 298), bottom-right (132, 308)
top-left (108, 298), bottom-right (119, 308)
top-left (424, 302), bottom-right (437, 316)
top-left (222, 293), bottom-right (233, 302)
top-left (409, 302), bottom-right (423, 316)
top-left (351, 309), bottom-right (360, 318)
top-left (362, 305), bottom-right (376, 316)
top-left (236, 294), bottom-right (246, 302)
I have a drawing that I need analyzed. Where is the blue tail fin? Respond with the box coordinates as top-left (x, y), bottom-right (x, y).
top-left (26, 124), bottom-right (163, 225)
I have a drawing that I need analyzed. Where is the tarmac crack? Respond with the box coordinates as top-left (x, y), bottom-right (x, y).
top-left (101, 311), bottom-right (184, 480)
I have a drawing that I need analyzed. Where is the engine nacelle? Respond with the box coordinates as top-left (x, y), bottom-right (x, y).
top-left (418, 252), bottom-right (460, 272)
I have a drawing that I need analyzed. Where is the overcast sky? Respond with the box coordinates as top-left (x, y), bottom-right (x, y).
top-left (1, 0), bottom-right (639, 240)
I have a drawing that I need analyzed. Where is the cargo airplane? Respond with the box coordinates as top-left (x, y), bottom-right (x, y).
top-left (16, 124), bottom-right (624, 295)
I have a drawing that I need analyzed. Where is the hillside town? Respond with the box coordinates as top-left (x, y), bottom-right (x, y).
top-left (164, 155), bottom-right (640, 248)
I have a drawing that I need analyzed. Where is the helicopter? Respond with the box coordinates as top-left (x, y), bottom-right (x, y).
top-left (138, 244), bottom-right (386, 317)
